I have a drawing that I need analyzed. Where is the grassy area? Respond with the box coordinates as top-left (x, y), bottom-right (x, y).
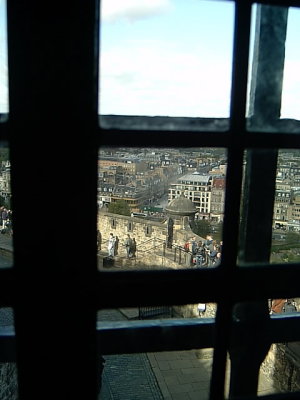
top-left (271, 231), bottom-right (300, 263)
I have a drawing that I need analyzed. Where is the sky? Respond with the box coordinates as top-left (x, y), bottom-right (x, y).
top-left (99, 0), bottom-right (235, 117)
top-left (0, 0), bottom-right (8, 114)
top-left (0, 0), bottom-right (300, 119)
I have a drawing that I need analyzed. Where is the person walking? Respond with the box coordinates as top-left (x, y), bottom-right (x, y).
top-left (114, 236), bottom-right (119, 256)
top-left (125, 234), bottom-right (132, 258)
top-left (1, 207), bottom-right (8, 230)
top-left (107, 233), bottom-right (115, 258)
top-left (97, 230), bottom-right (102, 252)
top-left (131, 238), bottom-right (137, 258)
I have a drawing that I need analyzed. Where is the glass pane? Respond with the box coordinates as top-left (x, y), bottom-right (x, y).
top-left (0, 307), bottom-right (18, 400)
top-left (225, 349), bottom-right (277, 398)
top-left (0, 144), bottom-right (12, 268)
top-left (98, 147), bottom-right (226, 270)
top-left (228, 301), bottom-right (300, 397)
top-left (271, 150), bottom-right (300, 264)
top-left (281, 7), bottom-right (300, 124)
top-left (99, 0), bottom-right (234, 131)
top-left (269, 298), bottom-right (299, 315)
top-left (247, 4), bottom-right (300, 133)
top-left (260, 341), bottom-right (300, 396)
top-left (97, 307), bottom-right (215, 399)
top-left (239, 148), bottom-right (300, 265)
top-left (0, 0), bottom-right (8, 117)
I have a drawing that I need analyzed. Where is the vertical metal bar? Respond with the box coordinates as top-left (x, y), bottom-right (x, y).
top-left (248, 5), bottom-right (289, 127)
top-left (210, 3), bottom-right (252, 400)
top-left (229, 4), bottom-right (288, 398)
top-left (7, 1), bottom-right (99, 399)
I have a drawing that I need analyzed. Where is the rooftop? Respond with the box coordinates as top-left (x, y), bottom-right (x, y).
top-left (178, 174), bottom-right (211, 183)
top-left (165, 195), bottom-right (197, 216)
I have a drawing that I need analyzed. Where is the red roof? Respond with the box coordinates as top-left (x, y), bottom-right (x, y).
top-left (213, 178), bottom-right (225, 189)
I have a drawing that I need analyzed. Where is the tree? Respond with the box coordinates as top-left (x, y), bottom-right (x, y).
top-left (193, 219), bottom-right (211, 238)
top-left (0, 147), bottom-right (9, 165)
top-left (194, 220), bottom-right (223, 242)
top-left (108, 200), bottom-right (131, 216)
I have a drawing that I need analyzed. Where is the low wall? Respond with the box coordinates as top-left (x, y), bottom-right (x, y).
top-left (98, 211), bottom-right (167, 249)
top-left (0, 364), bottom-right (18, 400)
top-left (98, 211), bottom-right (205, 253)
top-left (261, 343), bottom-right (300, 392)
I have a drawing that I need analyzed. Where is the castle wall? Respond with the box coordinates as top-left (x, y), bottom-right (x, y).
top-left (98, 211), bottom-right (204, 251)
top-left (261, 343), bottom-right (300, 392)
top-left (98, 211), bottom-right (168, 251)
top-left (0, 363), bottom-right (18, 400)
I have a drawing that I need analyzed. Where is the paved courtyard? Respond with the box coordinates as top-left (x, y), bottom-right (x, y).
top-left (98, 309), bottom-right (276, 400)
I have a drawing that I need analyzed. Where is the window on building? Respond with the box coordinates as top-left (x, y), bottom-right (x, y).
top-left (127, 221), bottom-right (133, 232)
top-left (2, 1), bottom-right (300, 400)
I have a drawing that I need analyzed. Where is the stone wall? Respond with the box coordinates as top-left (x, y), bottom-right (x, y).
top-left (173, 303), bottom-right (217, 319)
top-left (0, 363), bottom-right (18, 400)
top-left (98, 211), bottom-right (204, 255)
top-left (98, 211), bottom-right (168, 252)
top-left (261, 343), bottom-right (300, 392)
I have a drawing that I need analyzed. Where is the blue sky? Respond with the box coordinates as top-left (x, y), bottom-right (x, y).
top-left (99, 0), bottom-right (235, 117)
top-left (0, 0), bottom-right (8, 113)
top-left (0, 0), bottom-right (300, 119)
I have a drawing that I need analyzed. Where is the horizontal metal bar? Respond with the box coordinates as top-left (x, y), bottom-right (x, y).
top-left (0, 314), bottom-right (299, 361)
top-left (96, 266), bottom-right (300, 308)
top-left (97, 318), bottom-right (215, 355)
top-left (0, 119), bottom-right (9, 141)
top-left (240, 0), bottom-right (300, 8)
top-left (99, 115), bottom-right (229, 132)
top-left (0, 325), bottom-right (16, 362)
top-left (98, 117), bottom-right (300, 149)
top-left (0, 264), bottom-right (300, 309)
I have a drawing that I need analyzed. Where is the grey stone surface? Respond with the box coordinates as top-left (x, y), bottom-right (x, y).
top-left (98, 309), bottom-right (163, 400)
top-left (0, 363), bottom-right (18, 400)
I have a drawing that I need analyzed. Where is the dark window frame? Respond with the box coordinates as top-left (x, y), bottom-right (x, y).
top-left (0, 1), bottom-right (300, 400)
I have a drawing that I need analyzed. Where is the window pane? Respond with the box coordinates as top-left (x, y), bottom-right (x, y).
top-left (247, 4), bottom-right (300, 133)
top-left (271, 150), bottom-right (300, 264)
top-left (280, 7), bottom-right (300, 125)
top-left (98, 147), bottom-right (226, 270)
top-left (260, 341), bottom-right (300, 396)
top-left (239, 149), bottom-right (300, 266)
top-left (99, 0), bottom-right (234, 131)
top-left (0, 0), bottom-right (8, 117)
top-left (0, 144), bottom-right (12, 268)
top-left (97, 307), bottom-right (215, 399)
top-left (0, 307), bottom-right (18, 400)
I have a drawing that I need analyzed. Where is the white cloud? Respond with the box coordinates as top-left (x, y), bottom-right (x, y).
top-left (101, 0), bottom-right (172, 23)
top-left (0, 57), bottom-right (8, 113)
top-left (99, 41), bottom-right (232, 117)
top-left (281, 60), bottom-right (300, 120)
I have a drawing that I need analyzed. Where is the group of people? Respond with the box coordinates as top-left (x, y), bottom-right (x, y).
top-left (270, 298), bottom-right (298, 314)
top-left (184, 235), bottom-right (222, 268)
top-left (107, 233), bottom-right (137, 259)
top-left (0, 206), bottom-right (12, 233)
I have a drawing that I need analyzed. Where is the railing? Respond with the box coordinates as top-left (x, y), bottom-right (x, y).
top-left (138, 306), bottom-right (173, 319)
top-left (136, 237), bottom-right (196, 268)
top-left (100, 235), bottom-right (213, 269)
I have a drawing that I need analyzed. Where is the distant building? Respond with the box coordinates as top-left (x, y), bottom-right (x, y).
top-left (98, 184), bottom-right (146, 212)
top-left (273, 185), bottom-right (291, 229)
top-left (288, 192), bottom-right (300, 231)
top-left (168, 173), bottom-right (212, 220)
top-left (0, 160), bottom-right (11, 204)
top-left (210, 177), bottom-right (226, 222)
top-left (99, 157), bottom-right (147, 175)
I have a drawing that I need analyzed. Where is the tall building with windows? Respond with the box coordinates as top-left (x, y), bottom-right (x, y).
top-left (210, 177), bottom-right (226, 222)
top-left (168, 173), bottom-right (212, 219)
